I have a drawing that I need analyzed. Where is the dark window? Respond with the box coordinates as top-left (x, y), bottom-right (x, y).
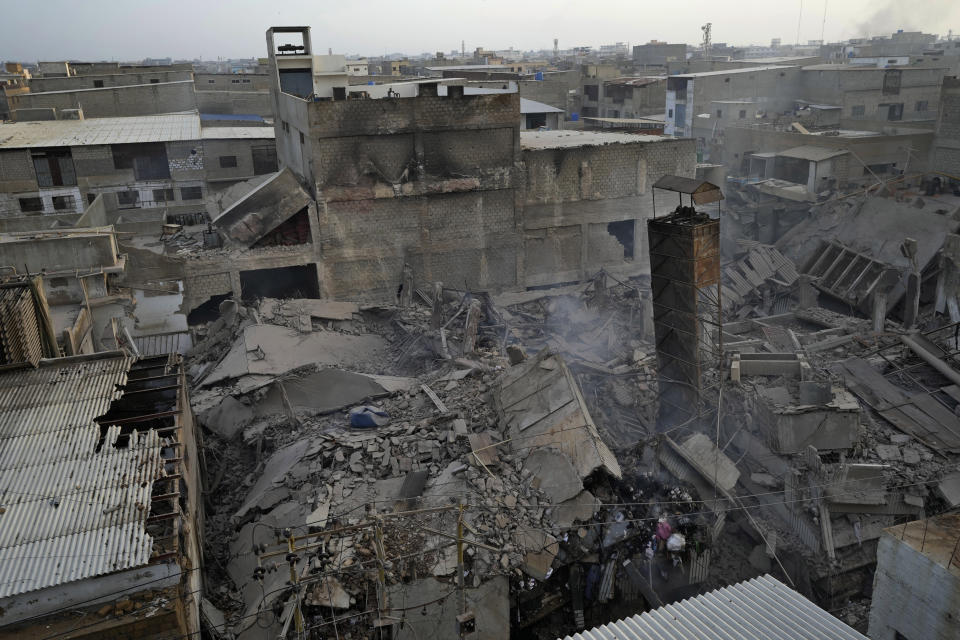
top-left (883, 69), bottom-right (902, 95)
top-left (231, 78), bottom-right (241, 84)
top-left (112, 143), bottom-right (170, 180)
top-left (668, 108), bottom-right (673, 118)
top-left (242, 78), bottom-right (251, 84)
top-left (916, 100), bottom-right (928, 112)
top-left (152, 188), bottom-right (175, 202)
top-left (716, 109), bottom-right (722, 118)
top-left (584, 85), bottom-right (599, 101)
top-left (149, 79), bottom-right (160, 84)
top-left (19, 197), bottom-right (43, 212)
top-left (93, 79), bottom-right (104, 88)
top-left (116, 190), bottom-right (140, 206)
top-left (31, 148), bottom-right (77, 187)
top-left (52, 195), bottom-right (75, 211)
top-left (739, 109), bottom-right (747, 119)
top-left (207, 79), bottom-right (216, 84)
top-left (219, 155), bottom-right (238, 168)
top-left (885, 103), bottom-right (904, 121)
top-left (252, 145), bottom-right (278, 175)
top-left (86, 192), bottom-right (98, 205)
top-left (851, 105), bottom-right (865, 117)
top-left (525, 113), bottom-right (547, 129)
top-left (282, 120), bottom-right (289, 133)
top-left (180, 186), bottom-right (202, 200)
top-left (724, 77), bottom-right (730, 83)
top-left (299, 132), bottom-right (305, 145)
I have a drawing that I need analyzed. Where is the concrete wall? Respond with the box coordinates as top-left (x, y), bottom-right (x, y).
top-left (720, 125), bottom-right (933, 178)
top-left (869, 531), bottom-right (960, 640)
top-left (521, 137), bottom-right (696, 285)
top-left (194, 73), bottom-right (272, 90)
top-left (800, 66), bottom-right (945, 129)
top-left (296, 92), bottom-right (522, 301)
top-left (202, 138), bottom-right (276, 183)
top-left (9, 81), bottom-right (197, 119)
top-left (28, 70), bottom-right (193, 92)
top-left (0, 232), bottom-right (120, 274)
top-left (195, 90), bottom-right (272, 116)
top-left (933, 77), bottom-right (960, 176)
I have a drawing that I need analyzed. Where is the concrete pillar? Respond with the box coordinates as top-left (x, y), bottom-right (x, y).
top-left (797, 275), bottom-right (818, 309)
top-left (399, 264), bottom-right (413, 308)
top-left (873, 291), bottom-right (888, 334)
top-left (463, 299), bottom-right (482, 354)
top-left (430, 282), bottom-right (444, 329)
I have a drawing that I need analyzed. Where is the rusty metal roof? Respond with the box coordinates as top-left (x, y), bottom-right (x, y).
top-left (653, 175), bottom-right (724, 204)
top-left (0, 354), bottom-right (169, 598)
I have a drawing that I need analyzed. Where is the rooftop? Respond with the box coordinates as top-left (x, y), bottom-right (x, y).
top-left (200, 126), bottom-right (275, 140)
top-left (778, 145), bottom-right (850, 161)
top-left (0, 113), bottom-right (201, 149)
top-left (884, 513), bottom-right (960, 576)
top-left (561, 574), bottom-right (867, 640)
top-left (672, 65), bottom-right (795, 78)
top-left (520, 97), bottom-right (564, 114)
top-left (22, 79), bottom-right (194, 96)
top-left (0, 353), bottom-right (159, 598)
top-left (520, 130), bottom-right (666, 150)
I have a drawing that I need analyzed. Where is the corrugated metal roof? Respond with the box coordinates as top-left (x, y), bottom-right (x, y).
top-left (0, 354), bottom-right (169, 598)
top-left (0, 113), bottom-right (200, 149)
top-left (561, 575), bottom-right (868, 640)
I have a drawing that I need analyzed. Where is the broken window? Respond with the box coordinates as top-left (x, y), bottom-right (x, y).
top-left (116, 190), bottom-right (140, 206)
top-left (31, 147), bottom-right (77, 187)
top-left (239, 264), bottom-right (319, 301)
top-left (219, 155), bottom-right (238, 168)
top-left (112, 142), bottom-right (171, 180)
top-left (152, 188), bottom-right (175, 202)
top-left (882, 69), bottom-right (901, 95)
top-left (252, 145), bottom-right (278, 175)
top-left (606, 220), bottom-right (635, 260)
top-left (86, 192), bottom-right (98, 205)
top-left (851, 105), bottom-right (865, 117)
top-left (19, 197), bottom-right (42, 213)
top-left (180, 186), bottom-right (202, 200)
top-left (52, 195), bottom-right (75, 211)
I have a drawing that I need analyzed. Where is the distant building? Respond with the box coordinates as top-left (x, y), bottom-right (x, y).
top-left (632, 41), bottom-right (687, 67)
top-left (520, 97), bottom-right (564, 129)
top-left (0, 113), bottom-right (276, 219)
top-left (345, 59), bottom-right (369, 75)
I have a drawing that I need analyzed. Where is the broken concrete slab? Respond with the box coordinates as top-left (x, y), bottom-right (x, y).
top-left (554, 490), bottom-right (600, 529)
top-left (306, 576), bottom-right (352, 609)
top-left (522, 449), bottom-right (583, 503)
top-left (212, 167), bottom-right (313, 247)
top-left (514, 529), bottom-right (559, 580)
top-left (937, 471), bottom-right (960, 507)
top-left (279, 298), bottom-right (359, 321)
top-left (200, 394), bottom-right (252, 440)
top-left (204, 324), bottom-right (387, 386)
top-left (676, 433), bottom-right (741, 493)
top-left (495, 350), bottom-right (621, 482)
top-left (875, 444), bottom-right (902, 462)
top-left (387, 576), bottom-right (509, 640)
top-left (234, 438), bottom-right (312, 521)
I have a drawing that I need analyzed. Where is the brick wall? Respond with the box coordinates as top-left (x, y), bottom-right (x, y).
top-left (0, 150), bottom-right (36, 192)
top-left (933, 78), bottom-right (960, 175)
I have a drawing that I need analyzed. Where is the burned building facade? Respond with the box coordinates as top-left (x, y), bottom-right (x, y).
top-left (241, 27), bottom-right (695, 306)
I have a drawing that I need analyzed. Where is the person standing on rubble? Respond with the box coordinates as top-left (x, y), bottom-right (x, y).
top-left (656, 515), bottom-right (672, 552)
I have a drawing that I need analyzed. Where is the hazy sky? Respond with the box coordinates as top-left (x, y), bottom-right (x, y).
top-left (2, 0), bottom-right (958, 61)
